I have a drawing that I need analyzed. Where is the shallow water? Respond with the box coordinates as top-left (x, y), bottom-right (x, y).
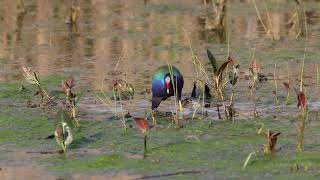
top-left (1, 0), bottom-right (320, 179)
top-left (1, 0), bottom-right (320, 111)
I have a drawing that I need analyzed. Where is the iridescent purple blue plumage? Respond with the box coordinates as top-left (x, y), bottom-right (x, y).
top-left (151, 65), bottom-right (184, 110)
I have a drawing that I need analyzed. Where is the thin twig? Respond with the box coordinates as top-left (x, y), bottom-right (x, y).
top-left (135, 168), bottom-right (208, 180)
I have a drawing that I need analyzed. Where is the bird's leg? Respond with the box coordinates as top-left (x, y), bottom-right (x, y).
top-left (143, 134), bottom-right (147, 158)
top-left (179, 100), bottom-right (183, 112)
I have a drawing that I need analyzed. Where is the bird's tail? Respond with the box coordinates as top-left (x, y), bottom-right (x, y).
top-left (45, 134), bottom-right (55, 139)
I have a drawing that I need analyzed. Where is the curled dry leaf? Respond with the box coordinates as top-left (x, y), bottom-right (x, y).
top-left (227, 56), bottom-right (236, 65)
top-left (65, 76), bottom-right (75, 89)
top-left (62, 76), bottom-right (75, 97)
top-left (134, 118), bottom-right (150, 134)
top-left (297, 91), bottom-right (307, 110)
top-left (264, 130), bottom-right (281, 154)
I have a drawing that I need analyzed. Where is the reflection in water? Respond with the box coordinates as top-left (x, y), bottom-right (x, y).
top-left (0, 0), bottom-right (319, 91)
top-left (198, 0), bottom-right (227, 43)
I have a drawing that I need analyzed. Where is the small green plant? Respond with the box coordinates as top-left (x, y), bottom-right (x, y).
top-left (54, 122), bottom-right (73, 153)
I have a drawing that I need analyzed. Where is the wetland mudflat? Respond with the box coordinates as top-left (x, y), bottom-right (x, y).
top-left (1, 0), bottom-right (320, 179)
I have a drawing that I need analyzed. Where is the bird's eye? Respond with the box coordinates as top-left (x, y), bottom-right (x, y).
top-left (165, 76), bottom-right (170, 83)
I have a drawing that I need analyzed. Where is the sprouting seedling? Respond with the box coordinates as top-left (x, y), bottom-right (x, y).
top-left (296, 90), bottom-right (308, 152)
top-left (54, 122), bottom-right (73, 153)
top-left (225, 57), bottom-right (239, 121)
top-left (273, 62), bottom-right (279, 105)
top-left (62, 76), bottom-right (80, 127)
top-left (22, 66), bottom-right (50, 99)
top-left (207, 49), bottom-right (231, 101)
top-left (263, 129), bottom-right (281, 154)
top-left (134, 117), bottom-right (151, 157)
top-left (248, 57), bottom-right (267, 118)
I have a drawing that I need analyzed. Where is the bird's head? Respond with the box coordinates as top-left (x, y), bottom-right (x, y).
top-left (164, 75), bottom-right (171, 94)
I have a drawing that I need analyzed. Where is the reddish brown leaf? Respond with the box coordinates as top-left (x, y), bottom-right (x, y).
top-left (134, 118), bottom-right (150, 134)
top-left (265, 130), bottom-right (281, 154)
top-left (227, 57), bottom-right (236, 65)
top-left (65, 76), bottom-right (75, 89)
top-left (62, 76), bottom-right (75, 96)
top-left (297, 91), bottom-right (307, 109)
top-left (251, 59), bottom-right (260, 74)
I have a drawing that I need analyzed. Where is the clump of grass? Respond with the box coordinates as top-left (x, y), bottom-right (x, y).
top-left (287, 0), bottom-right (307, 39)
top-left (252, 0), bottom-right (276, 40)
top-left (97, 50), bottom-right (133, 130)
top-left (183, 29), bottom-right (212, 123)
top-left (97, 84), bottom-right (128, 130)
top-left (243, 128), bottom-right (281, 170)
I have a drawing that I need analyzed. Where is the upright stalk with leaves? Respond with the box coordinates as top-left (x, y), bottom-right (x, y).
top-left (248, 59), bottom-right (261, 118)
top-left (296, 90), bottom-right (308, 152)
top-left (62, 76), bottom-right (80, 127)
top-left (225, 57), bottom-right (239, 121)
top-left (22, 66), bottom-right (50, 100)
top-left (206, 49), bottom-right (231, 101)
